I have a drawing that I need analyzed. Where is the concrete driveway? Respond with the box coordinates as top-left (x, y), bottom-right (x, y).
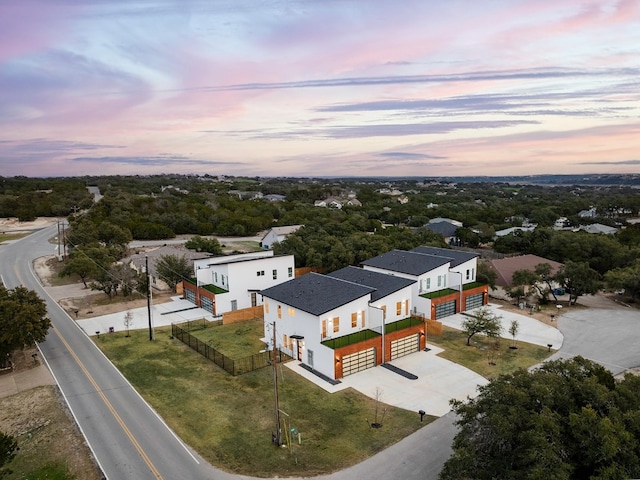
top-left (287, 346), bottom-right (489, 417)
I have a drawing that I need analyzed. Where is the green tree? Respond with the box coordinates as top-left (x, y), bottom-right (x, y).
top-left (440, 357), bottom-right (640, 480)
top-left (0, 286), bottom-right (51, 358)
top-left (604, 259), bottom-right (640, 301)
top-left (59, 254), bottom-right (98, 288)
top-left (476, 261), bottom-right (497, 290)
top-left (185, 235), bottom-right (223, 254)
top-left (508, 319), bottom-right (520, 349)
top-left (156, 255), bottom-right (193, 293)
top-left (461, 307), bottom-right (503, 346)
top-left (555, 261), bottom-right (601, 305)
top-left (0, 431), bottom-right (18, 479)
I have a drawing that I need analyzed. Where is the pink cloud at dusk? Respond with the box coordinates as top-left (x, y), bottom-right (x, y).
top-left (0, 0), bottom-right (639, 178)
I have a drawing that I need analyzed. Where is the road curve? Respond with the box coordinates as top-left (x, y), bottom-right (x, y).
top-left (0, 226), bottom-right (234, 480)
top-left (1, 225), bottom-right (458, 479)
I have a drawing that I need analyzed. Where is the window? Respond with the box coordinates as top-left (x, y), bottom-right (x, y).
top-left (405, 300), bottom-right (409, 315)
top-left (283, 334), bottom-right (287, 349)
top-left (288, 267), bottom-right (293, 278)
top-left (273, 269), bottom-right (277, 280)
top-left (466, 269), bottom-right (470, 280)
top-left (214, 272), bottom-right (218, 282)
top-left (361, 311), bottom-right (366, 328)
top-left (231, 300), bottom-right (237, 310)
top-left (426, 277), bottom-right (431, 289)
top-left (351, 312), bottom-right (357, 328)
top-left (322, 320), bottom-right (327, 339)
top-left (277, 305), bottom-right (282, 319)
top-left (472, 268), bottom-right (475, 280)
top-left (257, 270), bottom-right (265, 276)
top-left (264, 300), bottom-right (269, 314)
top-left (288, 307), bottom-right (295, 317)
top-left (333, 317), bottom-right (340, 333)
top-left (221, 274), bottom-right (226, 285)
top-left (396, 301), bottom-right (402, 315)
top-left (437, 275), bottom-right (442, 287)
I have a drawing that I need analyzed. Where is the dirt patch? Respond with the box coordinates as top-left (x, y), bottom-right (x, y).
top-left (0, 217), bottom-right (57, 233)
top-left (0, 385), bottom-right (103, 479)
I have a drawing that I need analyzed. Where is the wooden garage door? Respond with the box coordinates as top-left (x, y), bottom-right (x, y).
top-left (435, 300), bottom-right (456, 319)
top-left (466, 293), bottom-right (484, 311)
top-left (390, 334), bottom-right (419, 360)
top-left (342, 348), bottom-right (376, 376)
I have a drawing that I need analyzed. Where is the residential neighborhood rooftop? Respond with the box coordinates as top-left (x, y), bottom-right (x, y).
top-left (410, 246), bottom-right (478, 268)
top-left (260, 272), bottom-right (375, 316)
top-left (361, 249), bottom-right (450, 276)
top-left (328, 266), bottom-right (415, 302)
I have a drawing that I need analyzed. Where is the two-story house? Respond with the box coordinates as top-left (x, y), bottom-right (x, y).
top-left (183, 251), bottom-right (295, 315)
top-left (361, 246), bottom-right (487, 320)
top-left (261, 271), bottom-right (426, 381)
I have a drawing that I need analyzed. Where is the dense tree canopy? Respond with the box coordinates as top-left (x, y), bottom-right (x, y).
top-left (441, 357), bottom-right (640, 480)
top-left (0, 286), bottom-right (50, 359)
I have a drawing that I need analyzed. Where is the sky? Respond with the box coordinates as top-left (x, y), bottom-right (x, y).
top-left (1, 0), bottom-right (639, 178)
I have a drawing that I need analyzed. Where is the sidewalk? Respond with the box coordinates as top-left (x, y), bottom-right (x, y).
top-left (0, 364), bottom-right (56, 399)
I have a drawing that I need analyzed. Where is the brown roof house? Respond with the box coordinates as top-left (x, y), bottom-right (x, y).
top-left (488, 254), bottom-right (563, 288)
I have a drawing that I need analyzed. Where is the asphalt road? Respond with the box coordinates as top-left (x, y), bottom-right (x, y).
top-left (3, 226), bottom-right (639, 480)
top-left (0, 226), bottom-right (231, 480)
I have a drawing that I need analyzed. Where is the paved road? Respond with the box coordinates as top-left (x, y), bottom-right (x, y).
top-left (0, 226), bottom-right (231, 480)
top-left (4, 226), bottom-right (639, 480)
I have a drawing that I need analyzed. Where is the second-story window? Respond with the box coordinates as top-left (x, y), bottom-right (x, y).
top-left (288, 267), bottom-right (293, 278)
top-left (273, 269), bottom-right (277, 280)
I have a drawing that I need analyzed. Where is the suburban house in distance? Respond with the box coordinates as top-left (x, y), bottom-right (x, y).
top-left (488, 254), bottom-right (563, 288)
top-left (261, 246), bottom-right (487, 381)
top-left (260, 225), bottom-right (302, 249)
top-left (182, 251), bottom-right (295, 315)
top-left (423, 217), bottom-right (463, 245)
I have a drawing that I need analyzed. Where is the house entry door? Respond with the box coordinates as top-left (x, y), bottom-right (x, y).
top-left (251, 292), bottom-right (257, 307)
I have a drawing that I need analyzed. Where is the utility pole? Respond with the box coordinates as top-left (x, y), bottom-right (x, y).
top-left (272, 322), bottom-right (282, 446)
top-left (146, 256), bottom-right (152, 341)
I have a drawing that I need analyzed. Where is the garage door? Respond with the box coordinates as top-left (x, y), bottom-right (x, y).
top-left (390, 334), bottom-right (419, 360)
top-left (435, 300), bottom-right (456, 319)
top-left (342, 348), bottom-right (376, 377)
top-left (466, 293), bottom-right (484, 311)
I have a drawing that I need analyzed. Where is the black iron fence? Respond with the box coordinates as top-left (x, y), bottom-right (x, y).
top-left (171, 323), bottom-right (290, 375)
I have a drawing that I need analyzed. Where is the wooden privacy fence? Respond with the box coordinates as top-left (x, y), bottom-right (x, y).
top-left (171, 323), bottom-right (289, 375)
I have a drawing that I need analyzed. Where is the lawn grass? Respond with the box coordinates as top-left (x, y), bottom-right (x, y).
top-left (428, 326), bottom-right (552, 379)
top-left (183, 319), bottom-right (267, 358)
top-left (97, 327), bottom-right (431, 477)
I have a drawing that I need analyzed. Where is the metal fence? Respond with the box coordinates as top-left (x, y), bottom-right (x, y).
top-left (171, 323), bottom-right (290, 375)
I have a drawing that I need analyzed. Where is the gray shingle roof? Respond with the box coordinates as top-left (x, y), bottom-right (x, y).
top-left (260, 272), bottom-right (374, 316)
top-left (328, 266), bottom-right (414, 302)
top-left (361, 250), bottom-right (450, 276)
top-left (410, 246), bottom-right (478, 268)
top-left (424, 221), bottom-right (459, 238)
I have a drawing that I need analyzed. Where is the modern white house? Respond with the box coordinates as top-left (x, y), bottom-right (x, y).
top-left (260, 246), bottom-right (486, 380)
top-left (260, 225), bottom-right (302, 249)
top-left (183, 251), bottom-right (295, 315)
top-left (261, 271), bottom-right (425, 381)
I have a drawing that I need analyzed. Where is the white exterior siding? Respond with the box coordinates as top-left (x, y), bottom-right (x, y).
top-left (263, 294), bottom-right (372, 380)
top-left (449, 258), bottom-right (477, 286)
top-left (369, 286), bottom-right (412, 326)
top-left (193, 253), bottom-right (294, 314)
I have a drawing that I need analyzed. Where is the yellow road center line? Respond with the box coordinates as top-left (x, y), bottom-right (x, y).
top-left (51, 326), bottom-right (164, 480)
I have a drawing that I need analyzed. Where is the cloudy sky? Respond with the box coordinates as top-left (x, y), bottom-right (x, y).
top-left (1, 0), bottom-right (639, 178)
